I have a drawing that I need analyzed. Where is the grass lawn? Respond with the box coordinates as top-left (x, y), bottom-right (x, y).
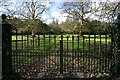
top-left (12, 34), bottom-right (111, 50)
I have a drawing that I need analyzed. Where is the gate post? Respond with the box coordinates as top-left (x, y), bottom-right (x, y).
top-left (116, 14), bottom-right (120, 75)
top-left (117, 14), bottom-right (120, 52)
top-left (110, 14), bottom-right (120, 78)
top-left (1, 14), bottom-right (12, 79)
top-left (60, 39), bottom-right (63, 74)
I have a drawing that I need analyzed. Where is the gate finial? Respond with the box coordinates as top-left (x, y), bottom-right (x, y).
top-left (1, 14), bottom-right (6, 20)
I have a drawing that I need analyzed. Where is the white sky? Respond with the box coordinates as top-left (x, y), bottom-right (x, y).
top-left (44, 0), bottom-right (120, 24)
top-left (44, 9), bottom-right (69, 24)
top-left (1, 0), bottom-right (119, 24)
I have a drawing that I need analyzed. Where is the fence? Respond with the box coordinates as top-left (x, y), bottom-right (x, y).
top-left (11, 29), bottom-right (112, 79)
top-left (2, 14), bottom-right (120, 79)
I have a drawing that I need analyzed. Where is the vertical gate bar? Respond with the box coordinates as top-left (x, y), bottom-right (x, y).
top-left (108, 35), bottom-right (110, 72)
top-left (72, 35), bottom-right (74, 71)
top-left (26, 35), bottom-right (28, 76)
top-left (110, 33), bottom-right (112, 72)
top-left (40, 35), bottom-right (42, 69)
top-left (66, 36), bottom-right (69, 72)
top-left (109, 34), bottom-right (112, 72)
top-left (11, 33), bottom-right (12, 72)
top-left (75, 51), bottom-right (76, 72)
top-left (30, 35), bottom-right (32, 68)
top-left (85, 51), bottom-right (87, 72)
top-left (11, 32), bottom-right (13, 73)
top-left (51, 35), bottom-right (53, 72)
top-left (43, 35), bottom-right (45, 72)
top-left (35, 34), bottom-right (37, 50)
top-left (38, 35), bottom-right (42, 65)
top-left (38, 34), bottom-right (40, 47)
top-left (54, 35), bottom-right (57, 70)
top-left (35, 34), bottom-right (38, 64)
top-left (24, 34), bottom-right (26, 68)
top-left (77, 35), bottom-right (79, 72)
top-left (103, 35), bottom-right (105, 73)
top-left (57, 50), bottom-right (59, 71)
top-left (85, 37), bottom-right (87, 73)
top-left (38, 34), bottom-right (40, 64)
top-left (60, 35), bottom-right (63, 74)
top-left (83, 36), bottom-right (85, 72)
top-left (62, 35), bottom-right (63, 72)
top-left (97, 35), bottom-right (99, 74)
top-left (105, 34), bottom-right (107, 72)
top-left (74, 37), bottom-right (76, 72)
top-left (62, 35), bottom-right (66, 71)
top-left (88, 34), bottom-right (90, 74)
top-left (15, 29), bottom-right (18, 73)
top-left (48, 35), bottom-right (50, 70)
top-left (33, 35), bottom-right (35, 65)
top-left (41, 35), bottom-right (43, 72)
top-left (79, 36), bottom-right (81, 72)
top-left (18, 34), bottom-right (20, 73)
top-left (60, 40), bottom-right (63, 74)
top-left (94, 34), bottom-right (96, 74)
top-left (27, 34), bottom-right (29, 65)
top-left (69, 35), bottom-right (71, 71)
top-left (97, 34), bottom-right (99, 74)
top-left (100, 32), bottom-right (102, 73)
top-left (37, 34), bottom-right (39, 54)
top-left (21, 31), bottom-right (24, 73)
top-left (41, 35), bottom-right (42, 72)
top-left (96, 35), bottom-right (99, 74)
top-left (37, 34), bottom-right (39, 73)
top-left (90, 35), bottom-right (92, 74)
top-left (50, 35), bottom-right (52, 70)
top-left (97, 35), bottom-right (99, 75)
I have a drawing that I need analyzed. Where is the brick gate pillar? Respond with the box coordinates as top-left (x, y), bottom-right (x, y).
top-left (1, 14), bottom-right (12, 79)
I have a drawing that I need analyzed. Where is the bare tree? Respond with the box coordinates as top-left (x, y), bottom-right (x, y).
top-left (1, 0), bottom-right (52, 36)
top-left (61, 1), bottom-right (120, 35)
top-left (15, 0), bottom-right (52, 36)
top-left (61, 2), bottom-right (92, 35)
top-left (90, 1), bottom-right (120, 22)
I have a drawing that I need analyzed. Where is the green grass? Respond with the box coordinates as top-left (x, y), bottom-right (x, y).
top-left (12, 34), bottom-right (111, 57)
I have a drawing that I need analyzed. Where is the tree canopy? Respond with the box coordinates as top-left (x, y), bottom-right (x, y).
top-left (1, 1), bottom-right (119, 35)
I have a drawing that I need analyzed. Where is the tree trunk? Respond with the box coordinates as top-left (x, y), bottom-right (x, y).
top-left (32, 30), bottom-right (35, 38)
top-left (79, 20), bottom-right (83, 36)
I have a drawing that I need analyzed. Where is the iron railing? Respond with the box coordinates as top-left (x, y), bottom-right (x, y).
top-left (11, 30), bottom-right (112, 79)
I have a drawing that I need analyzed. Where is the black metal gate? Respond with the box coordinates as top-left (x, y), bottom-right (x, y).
top-left (1, 14), bottom-right (120, 79)
top-left (11, 32), bottom-right (112, 79)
